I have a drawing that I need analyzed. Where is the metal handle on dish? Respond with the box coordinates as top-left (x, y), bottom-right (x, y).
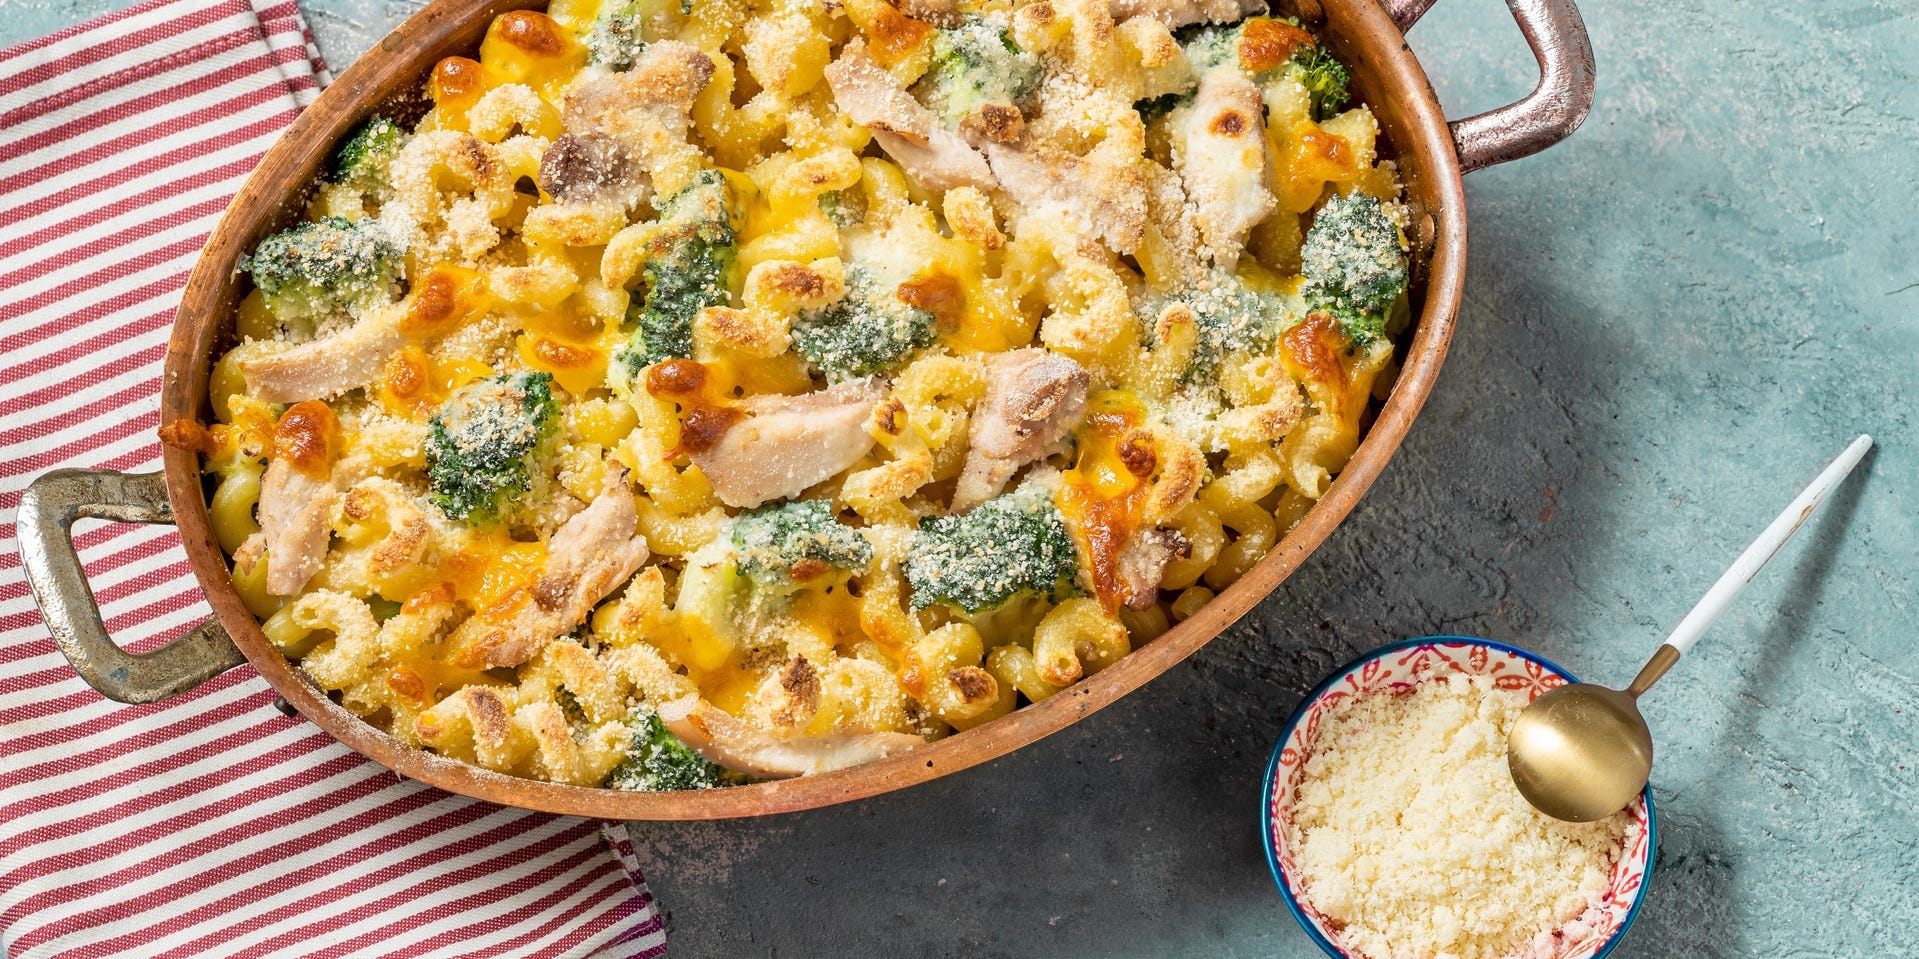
top-left (17, 468), bottom-right (245, 703)
top-left (1383, 0), bottom-right (1597, 173)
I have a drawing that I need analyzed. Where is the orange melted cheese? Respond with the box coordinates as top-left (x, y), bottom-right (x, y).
top-left (273, 401), bottom-right (340, 475)
top-left (426, 56), bottom-right (488, 131)
top-left (1272, 126), bottom-right (1361, 213)
top-left (1238, 18), bottom-right (1315, 73)
top-left (1059, 391), bottom-right (1158, 612)
top-left (401, 265), bottom-right (493, 340)
top-left (644, 358), bottom-right (744, 456)
top-left (478, 11), bottom-right (585, 99)
top-left (518, 298), bottom-right (612, 396)
top-left (865, 3), bottom-right (933, 66)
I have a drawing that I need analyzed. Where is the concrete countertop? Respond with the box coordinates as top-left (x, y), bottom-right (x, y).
top-left (6, 0), bottom-right (1912, 954)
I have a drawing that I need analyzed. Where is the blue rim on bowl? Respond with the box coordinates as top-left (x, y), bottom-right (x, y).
top-left (1259, 635), bottom-right (1658, 959)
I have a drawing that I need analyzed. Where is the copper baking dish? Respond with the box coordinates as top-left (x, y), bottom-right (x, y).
top-left (18, 0), bottom-right (1593, 818)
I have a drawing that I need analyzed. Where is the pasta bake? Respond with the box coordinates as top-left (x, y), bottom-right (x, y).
top-left (169, 0), bottom-right (1412, 788)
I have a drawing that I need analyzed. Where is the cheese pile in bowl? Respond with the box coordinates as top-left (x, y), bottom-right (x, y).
top-left (1286, 674), bottom-right (1631, 959)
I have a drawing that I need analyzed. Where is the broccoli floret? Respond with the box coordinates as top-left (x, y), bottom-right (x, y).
top-left (243, 216), bottom-right (404, 323)
top-left (1179, 23), bottom-right (1241, 75)
top-left (730, 500), bottom-right (873, 589)
top-left (582, 0), bottom-right (688, 70)
top-left (1288, 45), bottom-right (1351, 121)
top-left (425, 372), bottom-right (561, 525)
top-left (613, 171), bottom-right (738, 382)
top-left (604, 710), bottom-right (740, 791)
top-left (790, 266), bottom-right (936, 382)
top-left (1136, 90), bottom-right (1187, 125)
top-left (817, 189), bottom-right (865, 229)
top-left (329, 116), bottom-right (409, 193)
top-left (1142, 273), bottom-right (1286, 382)
top-left (1300, 192), bottom-right (1408, 346)
top-left (906, 485), bottom-right (1080, 613)
top-left (1175, 18), bottom-right (1350, 121)
top-left (913, 16), bottom-right (1043, 130)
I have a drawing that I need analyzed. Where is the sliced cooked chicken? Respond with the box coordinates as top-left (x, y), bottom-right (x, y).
top-left (658, 694), bottom-right (925, 778)
top-left (952, 349), bottom-right (1090, 511)
top-left (823, 41), bottom-right (995, 193)
top-left (1112, 526), bottom-right (1191, 610)
top-left (258, 460), bottom-right (346, 596)
top-left (898, 0), bottom-right (962, 27)
top-left (447, 467), bottom-right (651, 669)
top-left (1109, 0), bottom-right (1264, 29)
top-left (563, 41), bottom-right (715, 189)
top-left (985, 142), bottom-right (1148, 253)
top-left (1180, 69), bottom-right (1275, 269)
top-left (539, 132), bottom-right (648, 211)
top-left (687, 379), bottom-right (883, 509)
top-left (256, 401), bottom-right (362, 595)
top-left (565, 40), bottom-right (713, 128)
top-left (241, 307), bottom-right (401, 403)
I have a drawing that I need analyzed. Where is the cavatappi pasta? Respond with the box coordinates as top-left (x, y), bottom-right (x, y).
top-left (169, 0), bottom-right (1412, 788)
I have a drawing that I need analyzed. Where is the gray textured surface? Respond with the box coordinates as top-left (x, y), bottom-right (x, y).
top-left (6, 0), bottom-right (1915, 955)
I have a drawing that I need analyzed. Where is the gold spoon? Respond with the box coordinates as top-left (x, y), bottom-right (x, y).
top-left (1508, 434), bottom-right (1875, 822)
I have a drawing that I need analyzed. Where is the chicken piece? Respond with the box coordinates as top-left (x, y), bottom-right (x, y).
top-left (241, 308), bottom-right (401, 403)
top-left (565, 40), bottom-right (713, 129)
top-left (898, 0), bottom-right (962, 27)
top-left (687, 379), bottom-right (883, 509)
top-left (823, 41), bottom-right (995, 193)
top-left (538, 132), bottom-right (647, 211)
top-left (658, 695), bottom-right (925, 778)
top-left (952, 349), bottom-right (1090, 511)
top-left (447, 468), bottom-right (651, 669)
top-left (249, 399), bottom-right (364, 596)
top-left (1180, 69), bottom-right (1275, 269)
top-left (256, 458), bottom-right (352, 596)
top-left (1112, 526), bottom-right (1191, 610)
top-left (1108, 0), bottom-right (1264, 29)
top-left (563, 41), bottom-right (715, 190)
top-left (985, 142), bottom-right (1148, 253)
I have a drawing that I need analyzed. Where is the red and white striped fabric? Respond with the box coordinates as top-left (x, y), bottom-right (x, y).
top-left (0, 1), bottom-right (668, 956)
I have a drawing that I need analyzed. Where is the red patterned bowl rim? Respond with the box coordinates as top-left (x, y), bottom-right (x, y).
top-left (1259, 635), bottom-right (1656, 959)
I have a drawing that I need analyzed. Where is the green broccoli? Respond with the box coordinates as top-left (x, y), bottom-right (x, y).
top-left (913, 16), bottom-right (1043, 130)
top-left (790, 266), bottom-right (937, 382)
top-left (1300, 191), bottom-right (1408, 346)
top-left (1174, 17), bottom-right (1351, 121)
top-left (905, 485), bottom-right (1080, 613)
top-left (1142, 272), bottom-right (1286, 382)
top-left (582, 0), bottom-right (688, 71)
top-left (817, 189), bottom-right (865, 229)
top-left (1288, 44), bottom-right (1352, 121)
top-left (329, 116), bottom-right (408, 193)
top-left (613, 171), bottom-right (739, 383)
top-left (730, 499), bottom-right (873, 589)
top-left (603, 710), bottom-right (740, 791)
top-left (425, 371), bottom-right (561, 526)
top-left (242, 216), bottom-right (404, 323)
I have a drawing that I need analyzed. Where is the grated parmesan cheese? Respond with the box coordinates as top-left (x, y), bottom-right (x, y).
top-left (1287, 674), bottom-right (1628, 959)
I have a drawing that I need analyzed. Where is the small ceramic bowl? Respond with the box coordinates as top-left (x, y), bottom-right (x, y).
top-left (1261, 636), bottom-right (1656, 959)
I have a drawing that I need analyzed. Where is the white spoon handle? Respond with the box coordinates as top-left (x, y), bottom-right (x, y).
top-left (1664, 434), bottom-right (1874, 655)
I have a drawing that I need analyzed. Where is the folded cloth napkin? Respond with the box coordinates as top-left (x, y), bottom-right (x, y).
top-left (0, 1), bottom-right (667, 956)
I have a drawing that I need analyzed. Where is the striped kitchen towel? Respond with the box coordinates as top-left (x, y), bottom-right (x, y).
top-left (0, 1), bottom-right (668, 956)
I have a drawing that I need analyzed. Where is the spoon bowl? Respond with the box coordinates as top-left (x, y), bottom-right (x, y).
top-left (1508, 683), bottom-right (1652, 823)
